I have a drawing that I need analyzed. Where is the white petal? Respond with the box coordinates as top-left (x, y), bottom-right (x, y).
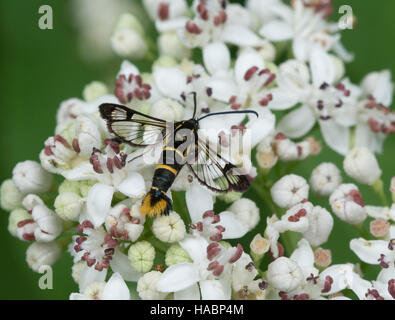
top-left (234, 49), bottom-right (265, 85)
top-left (174, 283), bottom-right (201, 300)
top-left (355, 123), bottom-right (383, 153)
top-left (186, 183), bottom-right (213, 222)
top-left (277, 105), bottom-right (316, 138)
top-left (78, 265), bottom-right (107, 292)
top-left (156, 263), bottom-right (200, 292)
top-left (110, 249), bottom-right (142, 282)
top-left (207, 77), bottom-right (238, 102)
top-left (101, 272), bottom-right (130, 300)
top-left (268, 88), bottom-right (299, 110)
top-left (349, 238), bottom-right (390, 265)
top-left (179, 235), bottom-right (209, 264)
top-left (153, 67), bottom-right (188, 100)
top-left (86, 183), bottom-right (114, 227)
top-left (221, 25), bottom-right (263, 47)
top-left (203, 42), bottom-right (230, 75)
top-left (200, 280), bottom-right (227, 300)
top-left (292, 37), bottom-right (309, 61)
top-left (290, 239), bottom-right (316, 276)
top-left (259, 20), bottom-right (294, 41)
top-left (319, 120), bottom-right (349, 155)
top-left (349, 272), bottom-right (372, 300)
top-left (219, 211), bottom-right (249, 239)
top-left (319, 264), bottom-right (353, 295)
top-left (248, 107), bottom-right (275, 146)
top-left (62, 162), bottom-right (96, 181)
top-left (310, 47), bottom-right (336, 87)
top-left (156, 17), bottom-right (188, 32)
top-left (117, 172), bottom-right (146, 198)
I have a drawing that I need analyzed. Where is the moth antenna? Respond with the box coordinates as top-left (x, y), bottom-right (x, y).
top-left (197, 110), bottom-right (258, 121)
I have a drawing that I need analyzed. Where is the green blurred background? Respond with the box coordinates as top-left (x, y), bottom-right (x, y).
top-left (0, 0), bottom-right (394, 299)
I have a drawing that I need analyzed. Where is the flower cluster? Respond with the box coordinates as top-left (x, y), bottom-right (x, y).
top-left (1, 0), bottom-right (394, 300)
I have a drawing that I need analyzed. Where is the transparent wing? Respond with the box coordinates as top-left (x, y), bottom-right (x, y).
top-left (99, 103), bottom-right (167, 147)
top-left (187, 138), bottom-right (250, 193)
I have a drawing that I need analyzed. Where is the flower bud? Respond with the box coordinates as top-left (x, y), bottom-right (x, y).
top-left (310, 162), bottom-right (342, 197)
top-left (71, 261), bottom-right (85, 284)
top-left (329, 184), bottom-right (367, 225)
top-left (273, 134), bottom-right (310, 161)
top-left (329, 54), bottom-right (345, 83)
top-left (54, 192), bottom-right (83, 221)
top-left (58, 180), bottom-right (81, 195)
top-left (12, 160), bottom-right (53, 194)
top-left (314, 247), bottom-right (332, 268)
top-left (158, 31), bottom-right (192, 60)
top-left (302, 205), bottom-right (334, 247)
top-left (150, 98), bottom-right (184, 122)
top-left (390, 177), bottom-right (395, 203)
top-left (152, 211), bottom-right (186, 243)
top-left (137, 271), bottom-right (168, 300)
top-left (250, 233), bottom-right (270, 257)
top-left (79, 180), bottom-right (96, 198)
top-left (0, 179), bottom-right (23, 211)
top-left (256, 138), bottom-right (277, 170)
top-left (26, 241), bottom-right (61, 272)
top-left (369, 218), bottom-right (390, 238)
top-left (115, 13), bottom-right (145, 36)
top-left (267, 257), bottom-right (304, 292)
top-left (111, 28), bottom-right (148, 60)
top-left (228, 198), bottom-right (260, 231)
top-left (165, 243), bottom-right (192, 266)
top-left (153, 55), bottom-right (178, 68)
top-left (8, 208), bottom-right (31, 237)
top-left (256, 42), bottom-right (276, 63)
top-left (82, 81), bottom-right (108, 102)
top-left (271, 174), bottom-right (309, 209)
top-left (217, 191), bottom-right (242, 204)
top-left (128, 241), bottom-right (155, 273)
top-left (343, 147), bottom-right (382, 185)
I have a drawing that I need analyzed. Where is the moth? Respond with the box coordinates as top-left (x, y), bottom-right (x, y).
top-left (99, 93), bottom-right (257, 217)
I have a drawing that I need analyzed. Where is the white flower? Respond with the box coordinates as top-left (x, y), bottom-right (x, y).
top-left (70, 272), bottom-right (130, 300)
top-left (228, 198), bottom-right (260, 231)
top-left (250, 233), bottom-right (270, 256)
top-left (105, 203), bottom-right (145, 242)
top-left (0, 179), bottom-right (23, 211)
top-left (17, 195), bottom-right (62, 242)
top-left (264, 201), bottom-right (312, 258)
top-left (355, 70), bottom-right (394, 153)
top-left (54, 192), bottom-right (83, 221)
top-left (275, 49), bottom-right (360, 155)
top-left (179, 0), bottom-right (263, 49)
top-left (365, 204), bottom-right (395, 223)
top-left (272, 133), bottom-right (311, 161)
top-left (8, 208), bottom-right (31, 237)
top-left (156, 234), bottom-right (243, 300)
top-left (302, 205), bottom-right (334, 247)
top-left (152, 211), bottom-right (186, 243)
top-left (343, 147), bottom-right (382, 185)
top-left (259, 0), bottom-right (352, 62)
top-left (12, 160), bottom-right (53, 195)
top-left (350, 238), bottom-right (394, 268)
top-left (270, 174), bottom-right (309, 209)
top-left (329, 184), bottom-right (367, 225)
top-left (267, 257), bottom-right (304, 292)
top-left (232, 253), bottom-right (267, 300)
top-left (137, 271), bottom-right (168, 300)
top-left (185, 183), bottom-right (250, 239)
top-left (310, 162), bottom-right (342, 196)
top-left (256, 136), bottom-right (278, 169)
top-left (26, 241), bottom-right (61, 272)
top-left (71, 221), bottom-right (118, 271)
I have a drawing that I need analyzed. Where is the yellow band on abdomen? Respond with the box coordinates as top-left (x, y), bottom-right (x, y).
top-left (155, 164), bottom-right (179, 176)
